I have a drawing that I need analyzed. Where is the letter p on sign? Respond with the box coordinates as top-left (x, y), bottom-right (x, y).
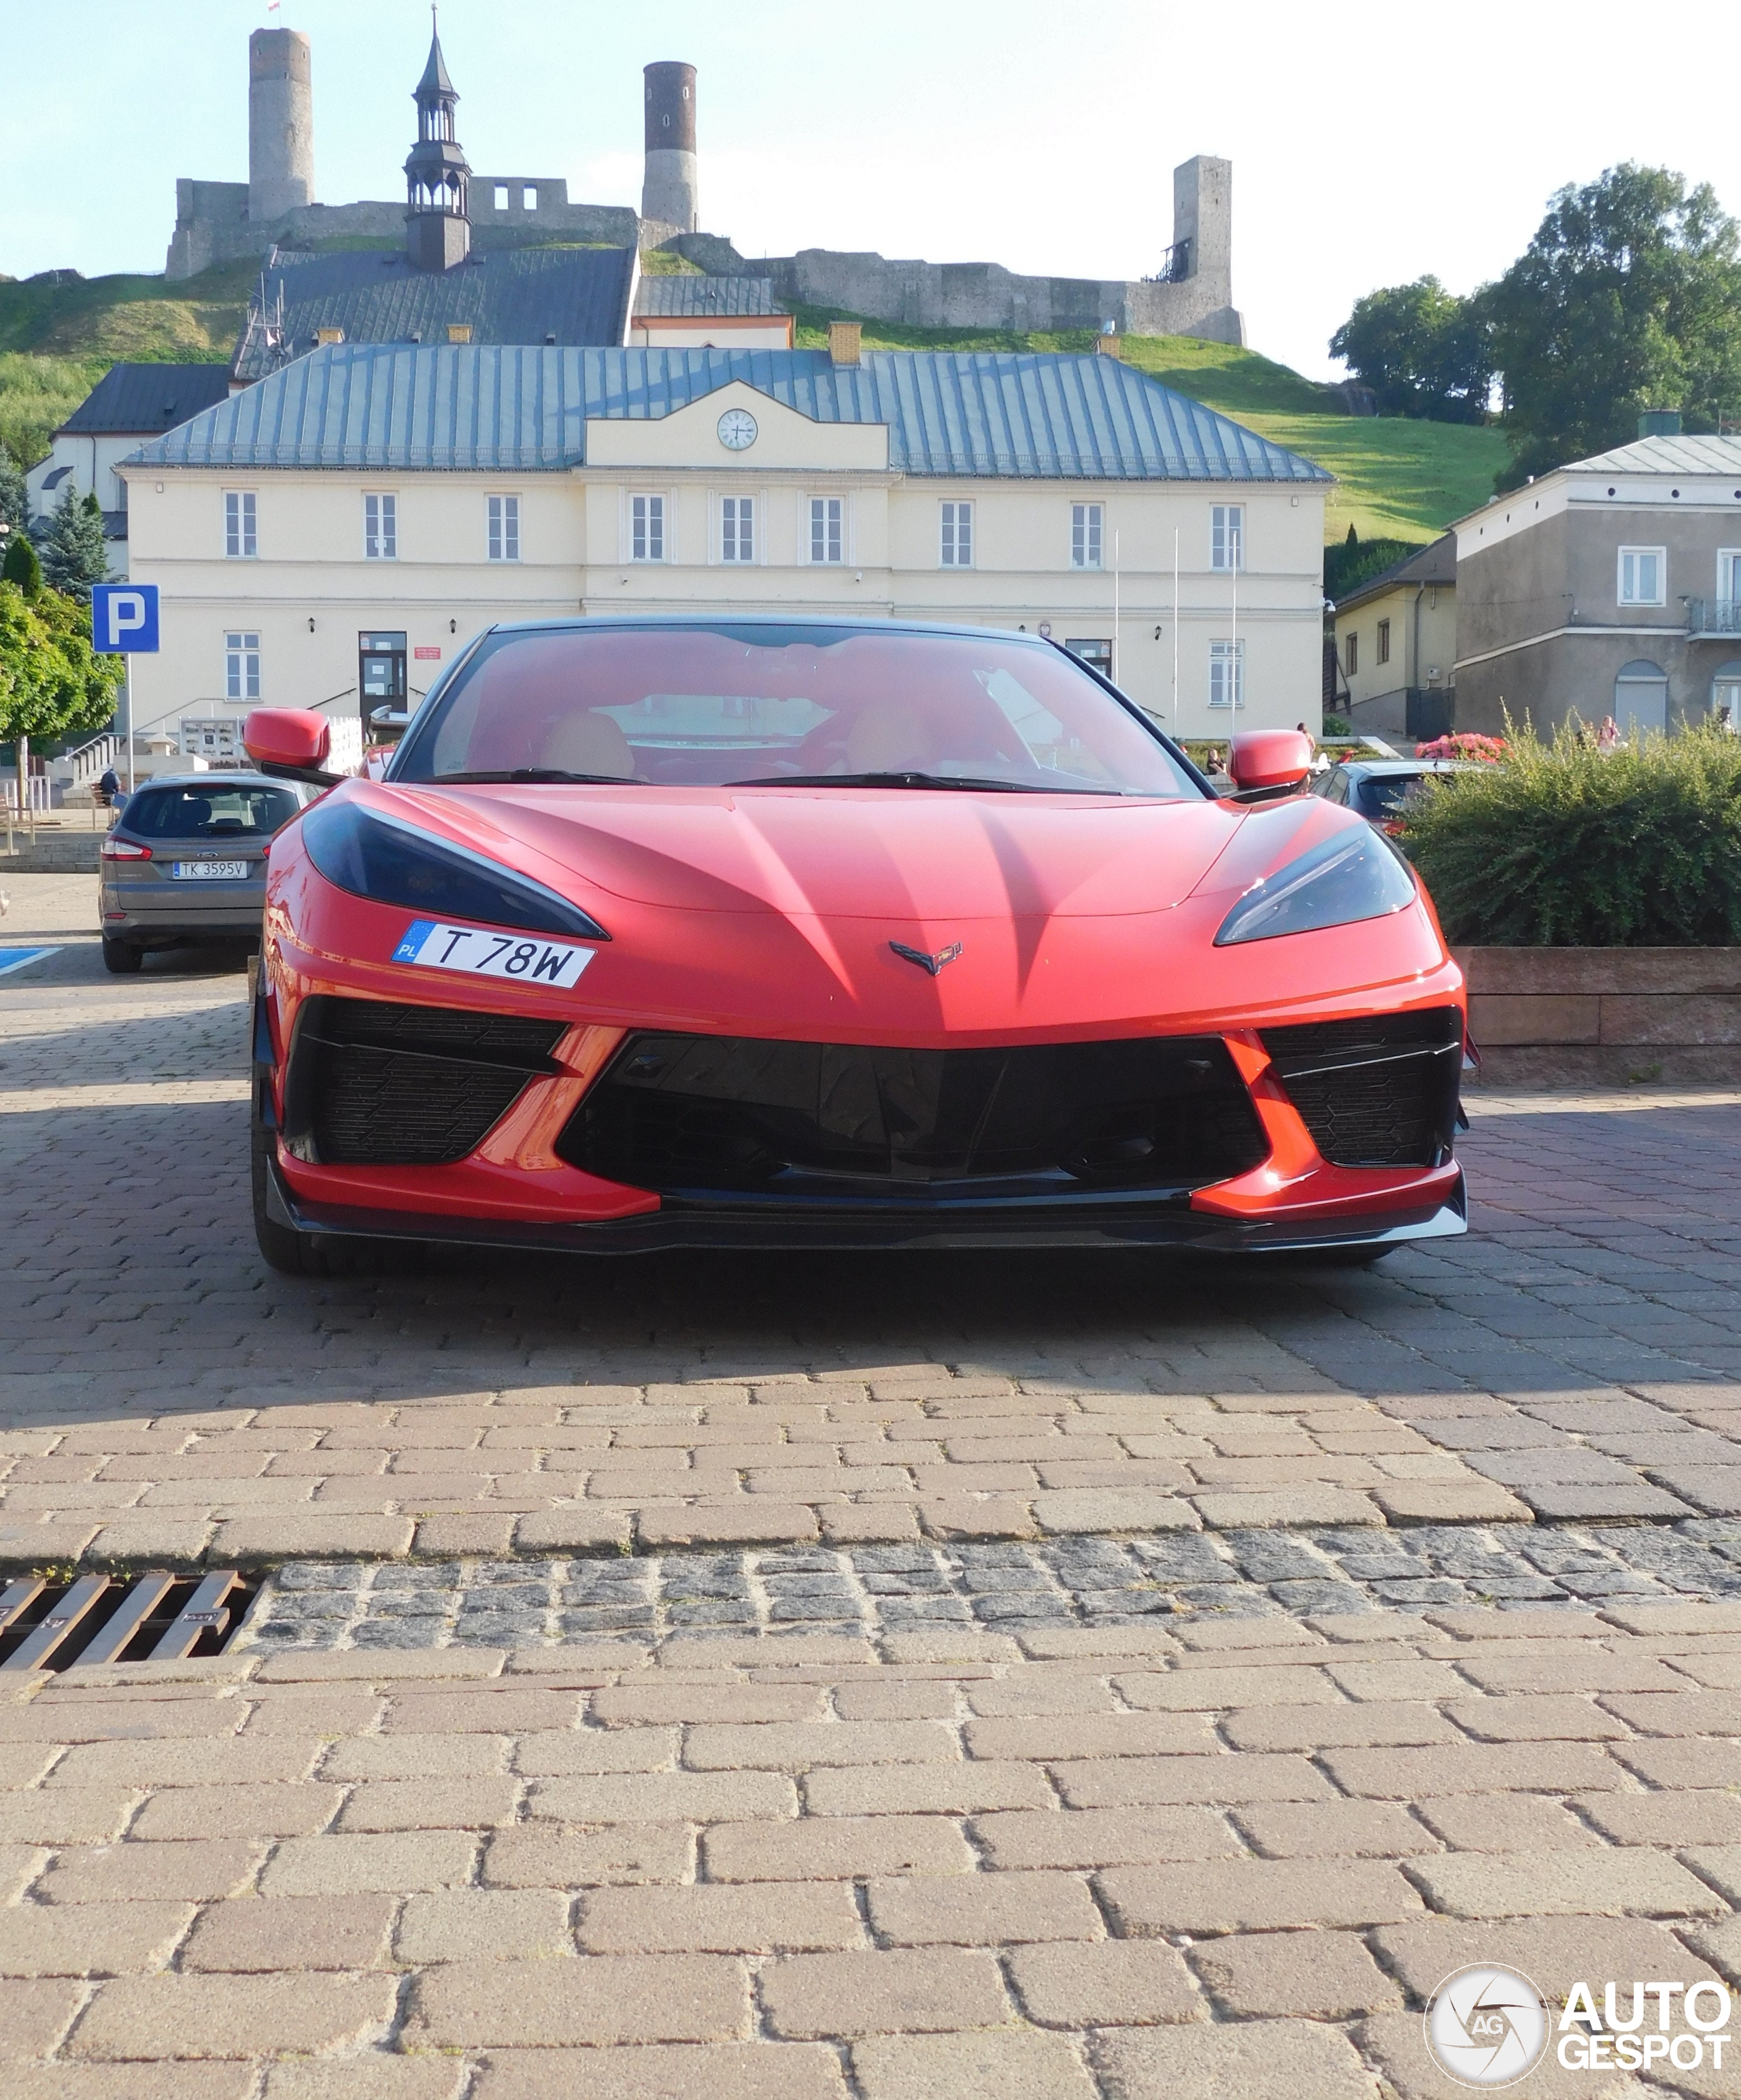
top-left (91, 583), bottom-right (159, 654)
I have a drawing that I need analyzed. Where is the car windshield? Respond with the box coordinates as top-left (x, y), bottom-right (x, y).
top-left (392, 623), bottom-right (1204, 798)
top-left (1355, 773), bottom-right (1431, 818)
top-left (121, 785), bottom-right (303, 839)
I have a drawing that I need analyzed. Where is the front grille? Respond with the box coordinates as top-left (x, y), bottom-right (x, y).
top-left (284, 997), bottom-right (565, 1167)
top-left (1262, 1006), bottom-right (1461, 1168)
top-left (557, 1032), bottom-right (1270, 1201)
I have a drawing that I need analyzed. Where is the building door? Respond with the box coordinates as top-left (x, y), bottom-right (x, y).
top-left (1066, 639), bottom-right (1113, 680)
top-left (1613, 660), bottom-right (1668, 740)
top-left (359, 632), bottom-right (407, 713)
top-left (1712, 662), bottom-right (1741, 732)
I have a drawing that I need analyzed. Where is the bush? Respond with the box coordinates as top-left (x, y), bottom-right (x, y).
top-left (1402, 719), bottom-right (1741, 945)
top-left (1416, 732), bottom-right (1506, 762)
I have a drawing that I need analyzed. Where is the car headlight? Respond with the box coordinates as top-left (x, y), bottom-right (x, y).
top-left (301, 800), bottom-right (609, 941)
top-left (1214, 823), bottom-right (1417, 947)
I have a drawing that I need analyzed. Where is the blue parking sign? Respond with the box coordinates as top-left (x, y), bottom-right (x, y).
top-left (91, 583), bottom-right (159, 654)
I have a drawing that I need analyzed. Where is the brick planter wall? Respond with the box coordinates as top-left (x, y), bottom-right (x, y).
top-left (1457, 947), bottom-right (1741, 1084)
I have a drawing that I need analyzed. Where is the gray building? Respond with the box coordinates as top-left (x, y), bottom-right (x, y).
top-left (1453, 424), bottom-right (1741, 738)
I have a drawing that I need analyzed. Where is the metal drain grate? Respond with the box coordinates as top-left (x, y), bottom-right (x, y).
top-left (0, 1570), bottom-right (257, 1672)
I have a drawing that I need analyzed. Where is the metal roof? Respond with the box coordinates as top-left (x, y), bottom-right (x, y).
top-left (131, 342), bottom-right (1333, 483)
top-left (1334, 530), bottom-right (1456, 613)
top-left (232, 249), bottom-right (635, 383)
top-left (1572, 433), bottom-right (1741, 475)
top-left (635, 275), bottom-right (782, 318)
top-left (56, 362), bottom-right (232, 437)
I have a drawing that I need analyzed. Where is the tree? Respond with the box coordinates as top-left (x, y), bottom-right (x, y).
top-left (2, 531), bottom-right (42, 596)
top-left (1329, 276), bottom-right (1495, 422)
top-left (37, 484), bottom-right (109, 600)
top-left (1487, 163), bottom-right (1741, 486)
top-left (0, 447), bottom-right (25, 541)
top-left (0, 580), bottom-right (124, 746)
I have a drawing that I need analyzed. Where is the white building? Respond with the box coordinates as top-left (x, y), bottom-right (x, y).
top-left (118, 334), bottom-right (1330, 747)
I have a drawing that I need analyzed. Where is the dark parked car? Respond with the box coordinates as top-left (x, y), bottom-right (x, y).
top-left (98, 772), bottom-right (316, 975)
top-left (1311, 758), bottom-right (1480, 834)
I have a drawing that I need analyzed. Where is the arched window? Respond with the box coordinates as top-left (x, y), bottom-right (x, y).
top-left (1614, 659), bottom-right (1668, 739)
top-left (1712, 660), bottom-right (1741, 734)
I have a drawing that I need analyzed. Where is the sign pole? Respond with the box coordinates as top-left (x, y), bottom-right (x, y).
top-left (124, 656), bottom-right (135, 796)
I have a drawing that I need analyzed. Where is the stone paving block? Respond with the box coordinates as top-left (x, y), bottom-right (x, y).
top-left (851, 2029), bottom-right (1097, 2100)
top-left (1232, 1799), bottom-right (1441, 1859)
top-left (1101, 1856), bottom-right (1423, 1935)
top-left (1322, 1740), bottom-right (1625, 1797)
top-left (594, 1684), bottom-right (826, 1725)
top-left (1055, 1750), bottom-right (1336, 1808)
top-left (1444, 1694), bottom-right (1630, 1742)
top-left (802, 1763), bottom-right (1053, 1815)
top-left (0, 1786), bottom-right (139, 1844)
top-left (973, 1805), bottom-right (1239, 1869)
top-left (322, 1733), bottom-right (509, 1781)
top-left (760, 1948), bottom-right (1009, 2038)
top-left (819, 1505), bottom-right (922, 1544)
top-left (1371, 1912), bottom-right (1725, 2001)
top-left (1680, 1845), bottom-right (1741, 1906)
top-left (67, 1971), bottom-right (399, 2059)
top-left (577, 1882), bottom-right (863, 1953)
top-left (703, 1814), bottom-right (974, 1882)
top-left (484, 1824), bottom-right (691, 1888)
top-left (260, 1829), bottom-right (477, 1895)
top-left (129, 1784), bottom-right (340, 1840)
top-left (39, 1837), bottom-right (263, 1904)
top-left (528, 1772), bottom-right (798, 1823)
top-left (1189, 1488), bottom-right (1381, 1528)
top-left (1115, 1663), bottom-right (1340, 1710)
top-left (637, 1505), bottom-right (819, 1547)
top-left (865, 1868), bottom-right (1101, 1945)
top-left (1612, 1738), bottom-right (1741, 1790)
top-left (9, 2064), bottom-right (257, 2100)
top-left (414, 1513), bottom-right (516, 1556)
top-left (0, 1976), bottom-right (86, 2057)
top-left (0, 1694), bottom-right (241, 1743)
top-left (1221, 1700), bottom-right (1461, 1752)
top-left (1597, 1689), bottom-right (1741, 1735)
top-left (181, 1893), bottom-right (397, 1971)
top-left (1095, 2018), bottom-right (1380, 2100)
top-left (683, 1721), bottom-right (957, 1769)
top-left (337, 1777), bottom-right (522, 1831)
top-left (1371, 1481), bottom-right (1534, 1523)
top-left (1189, 1929), bottom-right (1404, 2016)
top-left (1413, 1793), bottom-right (1602, 1852)
top-left (0, 1899), bottom-right (193, 1978)
top-left (407, 1951), bottom-right (749, 2047)
top-left (915, 1497), bottom-right (1038, 1540)
top-left (1410, 1846), bottom-right (1728, 1918)
top-left (1007, 1937), bottom-right (1202, 2027)
top-left (211, 1514), bottom-right (414, 1561)
top-left (515, 1727), bottom-right (677, 1776)
top-left (1574, 1789), bottom-right (1741, 1846)
top-left (513, 1508), bottom-right (633, 1553)
top-left (1030, 1490), bottom-right (1196, 1534)
top-left (396, 1888), bottom-right (573, 1963)
top-left (472, 2043), bottom-right (849, 2100)
top-left (1357, 2009), bottom-right (1629, 2100)
top-left (265, 2062), bottom-right (469, 2100)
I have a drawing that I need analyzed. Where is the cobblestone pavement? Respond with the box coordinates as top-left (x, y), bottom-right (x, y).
top-left (3, 877), bottom-right (1740, 2097)
top-left (240, 1525), bottom-right (1741, 1654)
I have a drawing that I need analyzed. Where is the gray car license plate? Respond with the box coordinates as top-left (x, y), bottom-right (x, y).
top-left (171, 860), bottom-right (250, 880)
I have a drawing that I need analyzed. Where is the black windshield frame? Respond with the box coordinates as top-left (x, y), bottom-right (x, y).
top-left (388, 620), bottom-right (1216, 801)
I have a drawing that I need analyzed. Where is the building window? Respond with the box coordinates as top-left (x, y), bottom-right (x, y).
top-left (1066, 638), bottom-right (1112, 678)
top-left (1208, 639), bottom-right (1246, 709)
top-left (631, 494), bottom-right (666, 562)
top-left (224, 632), bottom-right (260, 702)
top-left (809, 496), bottom-right (843, 564)
top-left (224, 490), bottom-right (256, 560)
top-left (1618, 546), bottom-right (1665, 605)
top-left (1719, 552), bottom-right (1741, 605)
top-left (721, 496), bottom-right (755, 563)
top-left (364, 493), bottom-right (397, 560)
top-left (1211, 503), bottom-right (1245, 572)
top-left (1615, 659), bottom-right (1668, 739)
top-left (1070, 503), bottom-right (1103, 570)
top-left (1376, 617), bottom-right (1391, 666)
top-left (523, 186), bottom-right (538, 211)
top-left (1344, 630), bottom-right (1358, 677)
top-left (488, 494), bottom-right (520, 562)
top-left (492, 184), bottom-right (509, 210)
top-left (941, 500), bottom-right (973, 568)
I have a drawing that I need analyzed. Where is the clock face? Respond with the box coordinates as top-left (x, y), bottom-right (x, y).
top-left (717, 408), bottom-right (758, 452)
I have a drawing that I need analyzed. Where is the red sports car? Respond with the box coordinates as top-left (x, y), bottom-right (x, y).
top-left (243, 617), bottom-right (1467, 1273)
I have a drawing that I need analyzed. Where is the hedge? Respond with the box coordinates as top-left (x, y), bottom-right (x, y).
top-left (1402, 721), bottom-right (1741, 945)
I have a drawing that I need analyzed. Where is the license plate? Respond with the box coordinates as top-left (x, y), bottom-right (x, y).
top-left (391, 919), bottom-right (596, 989)
top-left (171, 860), bottom-right (250, 880)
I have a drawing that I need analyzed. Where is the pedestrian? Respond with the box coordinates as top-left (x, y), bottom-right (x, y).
top-left (97, 766), bottom-right (119, 808)
top-left (1597, 715), bottom-right (1622, 754)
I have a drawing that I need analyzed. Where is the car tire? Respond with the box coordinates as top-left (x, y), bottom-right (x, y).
top-left (101, 936), bottom-right (143, 975)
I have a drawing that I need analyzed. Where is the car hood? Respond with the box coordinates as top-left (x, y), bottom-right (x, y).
top-left (369, 781), bottom-right (1328, 922)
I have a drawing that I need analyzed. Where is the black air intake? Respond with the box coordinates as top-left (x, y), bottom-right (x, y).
top-left (284, 998), bottom-right (565, 1166)
top-left (1262, 1006), bottom-right (1461, 1168)
top-left (558, 1032), bottom-right (1269, 1201)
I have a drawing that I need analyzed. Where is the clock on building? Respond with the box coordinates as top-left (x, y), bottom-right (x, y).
top-left (716, 408), bottom-right (758, 451)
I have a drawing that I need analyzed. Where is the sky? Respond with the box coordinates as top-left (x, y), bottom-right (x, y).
top-left (7, 0), bottom-right (1741, 381)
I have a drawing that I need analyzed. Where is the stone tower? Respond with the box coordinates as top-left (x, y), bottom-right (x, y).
top-left (641, 63), bottom-right (698, 235)
top-left (248, 27), bottom-right (314, 223)
top-left (404, 21), bottom-right (471, 272)
top-left (1171, 156), bottom-right (1233, 311)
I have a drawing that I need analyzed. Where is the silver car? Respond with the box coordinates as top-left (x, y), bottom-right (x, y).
top-left (98, 771), bottom-right (316, 975)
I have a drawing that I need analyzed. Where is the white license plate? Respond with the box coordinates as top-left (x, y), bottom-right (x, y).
top-left (171, 860), bottom-right (250, 880)
top-left (391, 919), bottom-right (596, 989)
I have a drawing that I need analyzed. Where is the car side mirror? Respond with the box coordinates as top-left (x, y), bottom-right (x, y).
top-left (243, 708), bottom-right (341, 788)
top-left (1226, 730), bottom-right (1314, 796)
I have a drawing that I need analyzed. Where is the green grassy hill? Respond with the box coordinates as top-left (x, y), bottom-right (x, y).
top-left (0, 260), bottom-right (1507, 549)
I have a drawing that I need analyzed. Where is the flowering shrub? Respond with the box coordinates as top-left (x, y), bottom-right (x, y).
top-left (1415, 732), bottom-right (1507, 762)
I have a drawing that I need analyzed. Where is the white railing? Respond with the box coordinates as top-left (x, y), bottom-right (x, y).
top-left (3, 777), bottom-right (54, 813)
top-left (61, 732), bottom-right (120, 787)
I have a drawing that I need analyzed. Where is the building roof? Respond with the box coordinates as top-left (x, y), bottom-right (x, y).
top-left (416, 29), bottom-right (456, 99)
top-left (232, 248), bottom-right (636, 383)
top-left (634, 275), bottom-right (782, 318)
top-left (131, 341), bottom-right (1334, 482)
top-left (1570, 433), bottom-right (1741, 475)
top-left (1334, 530), bottom-right (1456, 614)
top-left (55, 361), bottom-right (233, 437)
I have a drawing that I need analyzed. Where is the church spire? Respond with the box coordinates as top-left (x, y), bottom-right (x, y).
top-left (404, 7), bottom-right (470, 271)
